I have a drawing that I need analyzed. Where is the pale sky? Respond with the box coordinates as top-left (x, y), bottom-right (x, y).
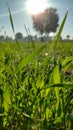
top-left (0, 0), bottom-right (73, 39)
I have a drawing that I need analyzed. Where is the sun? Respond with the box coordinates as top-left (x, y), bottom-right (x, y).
top-left (26, 0), bottom-right (48, 15)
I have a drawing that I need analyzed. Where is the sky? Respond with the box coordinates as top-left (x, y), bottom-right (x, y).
top-left (0, 0), bottom-right (73, 39)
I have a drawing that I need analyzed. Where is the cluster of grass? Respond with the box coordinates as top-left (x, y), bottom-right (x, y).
top-left (0, 4), bottom-right (73, 130)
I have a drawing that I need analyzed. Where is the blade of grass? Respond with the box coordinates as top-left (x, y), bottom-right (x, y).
top-left (62, 56), bottom-right (73, 66)
top-left (49, 10), bottom-right (69, 52)
top-left (5, 2), bottom-right (23, 51)
top-left (14, 45), bottom-right (46, 74)
top-left (53, 65), bottom-right (60, 100)
top-left (5, 2), bottom-right (15, 34)
top-left (24, 24), bottom-right (29, 36)
top-left (24, 25), bottom-right (35, 48)
top-left (53, 65), bottom-right (61, 117)
top-left (44, 83), bottom-right (73, 88)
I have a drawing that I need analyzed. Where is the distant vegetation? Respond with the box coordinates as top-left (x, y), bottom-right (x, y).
top-left (31, 7), bottom-right (59, 41)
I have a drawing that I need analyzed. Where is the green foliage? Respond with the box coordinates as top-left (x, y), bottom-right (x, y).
top-left (0, 6), bottom-right (73, 130)
top-left (5, 2), bottom-right (15, 34)
top-left (0, 42), bottom-right (73, 130)
top-left (49, 10), bottom-right (68, 52)
top-left (32, 7), bottom-right (59, 36)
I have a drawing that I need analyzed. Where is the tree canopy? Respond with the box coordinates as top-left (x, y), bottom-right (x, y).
top-left (31, 7), bottom-right (59, 36)
top-left (15, 32), bottom-right (23, 40)
top-left (32, 12), bottom-right (45, 35)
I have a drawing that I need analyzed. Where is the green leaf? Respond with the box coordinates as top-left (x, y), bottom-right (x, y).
top-left (23, 112), bottom-right (30, 118)
top-left (49, 10), bottom-right (69, 52)
top-left (44, 83), bottom-right (73, 88)
top-left (0, 114), bottom-right (4, 117)
top-left (53, 65), bottom-right (60, 101)
top-left (14, 45), bottom-right (46, 74)
top-left (62, 56), bottom-right (73, 66)
top-left (6, 2), bottom-right (15, 34)
top-left (3, 85), bottom-right (11, 111)
top-left (66, 114), bottom-right (73, 121)
top-left (54, 10), bottom-right (68, 46)
top-left (54, 117), bottom-right (62, 123)
top-left (53, 65), bottom-right (60, 84)
top-left (24, 25), bottom-right (35, 48)
top-left (24, 24), bottom-right (29, 36)
top-left (46, 108), bottom-right (52, 120)
top-left (65, 93), bottom-right (73, 113)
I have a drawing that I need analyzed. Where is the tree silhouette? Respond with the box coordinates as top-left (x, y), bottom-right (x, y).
top-left (32, 12), bottom-right (45, 36)
top-left (15, 32), bottom-right (23, 40)
top-left (0, 35), bottom-right (5, 41)
top-left (44, 7), bottom-right (59, 33)
top-left (31, 7), bottom-right (59, 40)
top-left (66, 35), bottom-right (70, 40)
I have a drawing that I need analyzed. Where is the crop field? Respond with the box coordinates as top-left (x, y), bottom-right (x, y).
top-left (0, 6), bottom-right (73, 130)
top-left (0, 39), bottom-right (73, 130)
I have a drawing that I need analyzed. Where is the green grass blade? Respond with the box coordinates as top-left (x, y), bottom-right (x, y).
top-left (6, 2), bottom-right (15, 34)
top-left (3, 85), bottom-right (11, 111)
top-left (53, 65), bottom-right (61, 116)
top-left (44, 83), bottom-right (73, 88)
top-left (53, 65), bottom-right (61, 84)
top-left (54, 10), bottom-right (69, 46)
top-left (29, 34), bottom-right (35, 48)
top-left (24, 24), bottom-right (29, 36)
top-left (49, 10), bottom-right (69, 52)
top-left (66, 114), bottom-right (73, 121)
top-left (14, 45), bottom-right (46, 74)
top-left (62, 56), bottom-right (73, 66)
top-left (53, 65), bottom-right (60, 100)
top-left (6, 2), bottom-right (24, 53)
top-left (24, 25), bottom-right (35, 48)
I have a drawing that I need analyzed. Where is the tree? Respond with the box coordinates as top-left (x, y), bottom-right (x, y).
top-left (31, 7), bottom-right (59, 40)
top-left (0, 35), bottom-right (5, 41)
top-left (32, 12), bottom-right (45, 36)
top-left (15, 32), bottom-right (23, 40)
top-left (66, 35), bottom-right (70, 40)
top-left (44, 7), bottom-right (59, 33)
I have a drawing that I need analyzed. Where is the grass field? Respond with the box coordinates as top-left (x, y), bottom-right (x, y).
top-left (0, 40), bottom-right (73, 130)
top-left (0, 6), bottom-right (73, 130)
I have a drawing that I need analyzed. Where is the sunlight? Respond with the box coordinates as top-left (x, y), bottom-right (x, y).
top-left (26, 0), bottom-right (48, 15)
